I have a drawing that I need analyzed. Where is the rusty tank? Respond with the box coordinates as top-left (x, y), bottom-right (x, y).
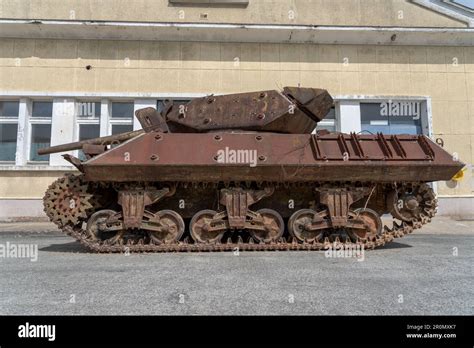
top-left (39, 87), bottom-right (465, 253)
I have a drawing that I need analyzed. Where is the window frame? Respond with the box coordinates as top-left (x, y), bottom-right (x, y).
top-left (314, 104), bottom-right (338, 133)
top-left (109, 100), bottom-right (134, 135)
top-left (74, 100), bottom-right (102, 159)
top-left (0, 100), bottom-right (20, 163)
top-left (28, 100), bottom-right (53, 163)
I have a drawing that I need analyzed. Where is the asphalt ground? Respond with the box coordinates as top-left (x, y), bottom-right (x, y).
top-left (0, 217), bottom-right (472, 315)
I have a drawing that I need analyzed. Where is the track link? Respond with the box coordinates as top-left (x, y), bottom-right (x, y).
top-left (61, 211), bottom-right (430, 253)
top-left (47, 176), bottom-right (437, 253)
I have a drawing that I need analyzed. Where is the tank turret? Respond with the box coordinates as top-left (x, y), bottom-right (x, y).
top-left (162, 87), bottom-right (333, 134)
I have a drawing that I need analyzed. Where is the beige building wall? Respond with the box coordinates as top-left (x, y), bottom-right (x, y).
top-left (0, 170), bottom-right (71, 198)
top-left (0, 38), bottom-right (473, 199)
top-left (0, 0), bottom-right (467, 27)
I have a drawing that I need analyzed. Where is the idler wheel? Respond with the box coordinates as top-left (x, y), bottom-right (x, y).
top-left (190, 210), bottom-right (224, 244)
top-left (249, 209), bottom-right (284, 243)
top-left (388, 184), bottom-right (436, 222)
top-left (346, 208), bottom-right (382, 242)
top-left (86, 209), bottom-right (125, 244)
top-left (288, 209), bottom-right (325, 243)
top-left (149, 210), bottom-right (185, 244)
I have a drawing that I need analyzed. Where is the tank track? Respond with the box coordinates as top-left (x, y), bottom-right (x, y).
top-left (45, 176), bottom-right (437, 253)
top-left (59, 220), bottom-right (423, 253)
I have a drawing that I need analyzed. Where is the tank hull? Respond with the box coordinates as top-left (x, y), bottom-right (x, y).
top-left (83, 132), bottom-right (463, 183)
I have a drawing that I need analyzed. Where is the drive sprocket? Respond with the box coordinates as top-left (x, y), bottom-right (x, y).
top-left (43, 174), bottom-right (98, 227)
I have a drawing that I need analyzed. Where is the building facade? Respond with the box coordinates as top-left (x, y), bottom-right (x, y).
top-left (0, 0), bottom-right (473, 219)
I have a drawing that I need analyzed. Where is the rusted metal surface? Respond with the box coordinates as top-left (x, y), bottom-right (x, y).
top-left (38, 129), bottom-right (145, 155)
top-left (164, 87), bottom-right (333, 134)
top-left (82, 144), bottom-right (107, 159)
top-left (83, 131), bottom-right (464, 183)
top-left (39, 87), bottom-right (464, 253)
top-left (117, 187), bottom-right (172, 229)
top-left (135, 107), bottom-right (169, 133)
top-left (43, 174), bottom-right (97, 226)
top-left (282, 87), bottom-right (333, 123)
top-left (219, 187), bottom-right (274, 228)
top-left (55, 181), bottom-right (436, 253)
top-left (316, 187), bottom-right (369, 228)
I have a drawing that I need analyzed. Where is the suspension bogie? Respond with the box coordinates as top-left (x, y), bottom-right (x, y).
top-left (43, 175), bottom-right (438, 253)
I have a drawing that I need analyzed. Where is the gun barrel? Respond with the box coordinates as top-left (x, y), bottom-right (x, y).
top-left (37, 129), bottom-right (144, 155)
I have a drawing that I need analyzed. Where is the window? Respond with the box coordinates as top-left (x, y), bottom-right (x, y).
top-left (78, 124), bottom-right (101, 160)
top-left (31, 101), bottom-right (53, 118)
top-left (30, 101), bottom-right (52, 162)
top-left (79, 124), bottom-right (101, 141)
top-left (76, 101), bottom-right (101, 119)
top-left (450, 0), bottom-right (474, 11)
top-left (110, 102), bottom-right (134, 135)
top-left (315, 107), bottom-right (336, 132)
top-left (30, 124), bottom-right (51, 162)
top-left (79, 124), bottom-right (100, 140)
top-left (111, 124), bottom-right (133, 135)
top-left (0, 124), bottom-right (18, 162)
top-left (1, 101), bottom-right (19, 117)
top-left (75, 101), bottom-right (101, 160)
top-left (0, 100), bottom-right (19, 162)
top-left (111, 102), bottom-right (134, 119)
top-left (360, 102), bottom-right (422, 135)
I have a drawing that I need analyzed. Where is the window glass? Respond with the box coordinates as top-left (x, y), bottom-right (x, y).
top-left (360, 102), bottom-right (422, 135)
top-left (111, 124), bottom-right (133, 135)
top-left (76, 102), bottom-right (101, 118)
top-left (111, 102), bottom-right (134, 119)
top-left (0, 124), bottom-right (18, 161)
top-left (79, 124), bottom-right (101, 141)
top-left (452, 0), bottom-right (474, 10)
top-left (32, 101), bottom-right (53, 118)
top-left (30, 124), bottom-right (51, 161)
top-left (78, 124), bottom-right (101, 160)
top-left (315, 107), bottom-right (336, 132)
top-left (0, 101), bottom-right (19, 117)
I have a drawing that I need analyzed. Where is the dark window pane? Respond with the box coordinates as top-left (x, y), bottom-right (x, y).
top-left (78, 124), bottom-right (101, 160)
top-left (1, 101), bottom-right (19, 117)
top-left (360, 102), bottom-right (422, 135)
top-left (95, 102), bottom-right (101, 118)
top-left (0, 124), bottom-right (18, 161)
top-left (79, 124), bottom-right (100, 141)
top-left (360, 103), bottom-right (386, 122)
top-left (32, 101), bottom-right (53, 118)
top-left (112, 124), bottom-right (133, 135)
top-left (30, 124), bottom-right (51, 161)
top-left (111, 102), bottom-right (134, 119)
top-left (76, 102), bottom-right (101, 118)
